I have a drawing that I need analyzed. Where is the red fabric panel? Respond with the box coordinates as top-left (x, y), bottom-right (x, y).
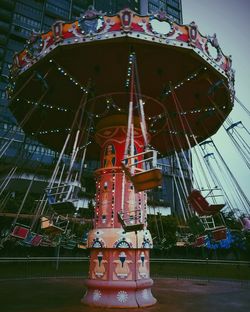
top-left (195, 236), bottom-right (206, 247)
top-left (188, 190), bottom-right (210, 216)
top-left (12, 226), bottom-right (29, 239)
top-left (212, 228), bottom-right (227, 242)
top-left (31, 234), bottom-right (43, 246)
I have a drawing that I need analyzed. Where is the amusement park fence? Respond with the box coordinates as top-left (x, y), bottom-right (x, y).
top-left (0, 257), bottom-right (249, 283)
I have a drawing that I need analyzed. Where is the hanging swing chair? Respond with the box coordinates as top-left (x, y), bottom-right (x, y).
top-left (198, 215), bottom-right (227, 240)
top-left (195, 235), bottom-right (207, 247)
top-left (18, 232), bottom-right (43, 247)
top-left (41, 214), bottom-right (69, 235)
top-left (10, 224), bottom-right (30, 240)
top-left (117, 209), bottom-right (144, 232)
top-left (121, 150), bottom-right (162, 193)
top-left (210, 226), bottom-right (227, 242)
top-left (60, 233), bottom-right (77, 250)
top-left (187, 188), bottom-right (225, 216)
top-left (187, 188), bottom-right (227, 241)
top-left (46, 181), bottom-right (81, 214)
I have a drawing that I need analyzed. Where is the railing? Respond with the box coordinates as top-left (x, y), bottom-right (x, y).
top-left (0, 257), bottom-right (248, 265)
top-left (122, 150), bottom-right (158, 172)
top-left (150, 258), bottom-right (250, 265)
top-left (0, 257), bottom-right (89, 263)
top-left (0, 257), bottom-right (249, 282)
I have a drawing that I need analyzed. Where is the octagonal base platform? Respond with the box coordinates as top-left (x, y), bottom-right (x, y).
top-left (82, 278), bottom-right (156, 308)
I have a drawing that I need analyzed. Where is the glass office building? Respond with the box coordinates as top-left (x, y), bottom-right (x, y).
top-left (0, 0), bottom-right (188, 217)
top-left (95, 0), bottom-right (182, 23)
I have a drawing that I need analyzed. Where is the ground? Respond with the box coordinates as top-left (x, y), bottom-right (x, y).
top-left (0, 278), bottom-right (249, 312)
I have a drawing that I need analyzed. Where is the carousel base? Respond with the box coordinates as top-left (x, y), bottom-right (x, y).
top-left (82, 278), bottom-right (157, 308)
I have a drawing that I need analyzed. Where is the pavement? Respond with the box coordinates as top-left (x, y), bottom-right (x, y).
top-left (0, 278), bottom-right (249, 312)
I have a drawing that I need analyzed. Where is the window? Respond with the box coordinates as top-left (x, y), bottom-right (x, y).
top-left (7, 39), bottom-right (24, 50)
top-left (5, 49), bottom-right (14, 62)
top-left (13, 13), bottom-right (41, 30)
top-left (18, 0), bottom-right (43, 10)
top-left (1, 62), bottom-right (11, 75)
top-left (159, 0), bottom-right (166, 10)
top-left (167, 0), bottom-right (180, 9)
top-left (0, 34), bottom-right (7, 45)
top-left (148, 3), bottom-right (158, 13)
top-left (72, 4), bottom-right (83, 15)
top-left (11, 24), bottom-right (31, 39)
top-left (149, 0), bottom-right (159, 5)
top-left (167, 6), bottom-right (180, 18)
top-left (15, 1), bottom-right (42, 19)
top-left (47, 0), bottom-right (70, 10)
top-left (46, 3), bottom-right (68, 18)
top-left (171, 16), bottom-right (180, 23)
top-left (43, 16), bottom-right (54, 26)
top-left (0, 21), bottom-right (9, 32)
top-left (0, 91), bottom-right (7, 100)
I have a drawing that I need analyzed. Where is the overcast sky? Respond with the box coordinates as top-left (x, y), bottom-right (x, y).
top-left (182, 0), bottom-right (250, 205)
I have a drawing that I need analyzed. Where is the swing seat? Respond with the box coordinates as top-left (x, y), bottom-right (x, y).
top-left (22, 232), bottom-right (43, 246)
top-left (37, 235), bottom-right (48, 246)
top-left (46, 182), bottom-right (80, 214)
top-left (122, 150), bottom-right (162, 192)
top-left (11, 225), bottom-right (30, 239)
top-left (117, 212), bottom-right (144, 232)
top-left (207, 204), bottom-right (225, 214)
top-left (131, 168), bottom-right (162, 192)
top-left (211, 227), bottom-right (227, 242)
top-left (31, 234), bottom-right (43, 246)
top-left (40, 217), bottom-right (67, 235)
top-left (77, 243), bottom-right (87, 249)
top-left (39, 236), bottom-right (54, 247)
top-left (61, 239), bottom-right (77, 250)
top-left (195, 235), bottom-right (207, 247)
top-left (188, 189), bottom-right (225, 216)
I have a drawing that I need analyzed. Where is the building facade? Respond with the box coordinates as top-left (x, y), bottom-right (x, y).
top-left (95, 0), bottom-right (182, 22)
top-left (0, 0), bottom-right (188, 217)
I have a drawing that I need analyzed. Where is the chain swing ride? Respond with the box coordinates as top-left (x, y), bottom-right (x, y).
top-left (0, 6), bottom-right (249, 308)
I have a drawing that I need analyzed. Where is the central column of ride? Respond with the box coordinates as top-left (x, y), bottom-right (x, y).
top-left (82, 115), bottom-right (156, 308)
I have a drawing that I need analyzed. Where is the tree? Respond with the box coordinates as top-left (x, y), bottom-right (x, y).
top-left (187, 215), bottom-right (204, 235)
top-left (148, 214), bottom-right (177, 249)
top-left (221, 211), bottom-right (242, 231)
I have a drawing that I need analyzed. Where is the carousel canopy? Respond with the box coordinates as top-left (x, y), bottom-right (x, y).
top-left (8, 7), bottom-right (234, 158)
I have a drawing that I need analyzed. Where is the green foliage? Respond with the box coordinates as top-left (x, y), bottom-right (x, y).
top-left (244, 232), bottom-right (250, 259)
top-left (187, 215), bottom-right (204, 235)
top-left (148, 214), bottom-right (178, 249)
top-left (0, 191), bottom-right (37, 214)
top-left (222, 211), bottom-right (242, 230)
top-left (69, 221), bottom-right (92, 240)
top-left (77, 201), bottom-right (94, 219)
top-left (0, 217), bottom-right (13, 236)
